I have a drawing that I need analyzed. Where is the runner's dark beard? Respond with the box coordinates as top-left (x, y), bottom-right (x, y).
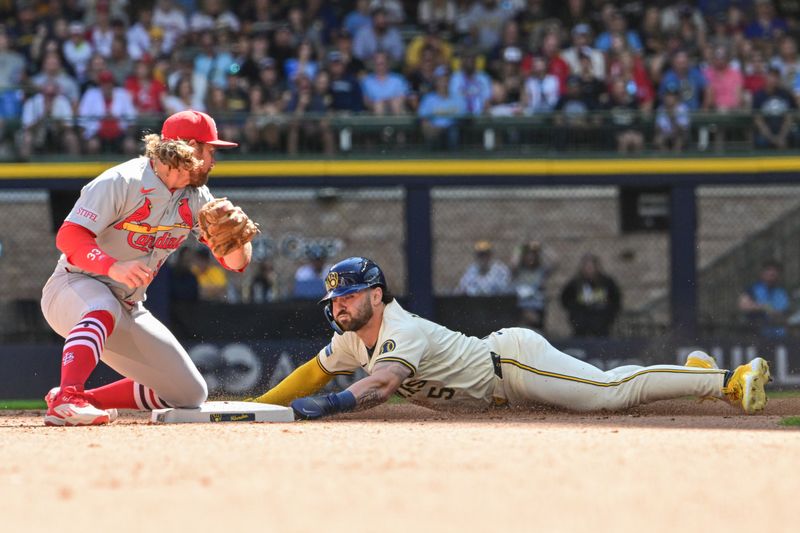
top-left (339, 298), bottom-right (374, 331)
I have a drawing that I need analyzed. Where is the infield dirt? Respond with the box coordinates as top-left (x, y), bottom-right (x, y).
top-left (3, 399), bottom-right (799, 533)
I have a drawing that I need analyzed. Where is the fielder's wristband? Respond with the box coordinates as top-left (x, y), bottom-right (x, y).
top-left (291, 391), bottom-right (357, 420)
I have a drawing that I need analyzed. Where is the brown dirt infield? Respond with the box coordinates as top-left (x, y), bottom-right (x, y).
top-left (3, 399), bottom-right (799, 533)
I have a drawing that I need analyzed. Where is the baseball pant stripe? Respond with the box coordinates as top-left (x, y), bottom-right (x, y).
top-left (499, 358), bottom-right (726, 387)
top-left (78, 320), bottom-right (106, 343)
top-left (132, 383), bottom-right (146, 410)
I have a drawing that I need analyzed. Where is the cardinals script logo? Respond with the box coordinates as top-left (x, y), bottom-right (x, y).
top-left (115, 197), bottom-right (193, 252)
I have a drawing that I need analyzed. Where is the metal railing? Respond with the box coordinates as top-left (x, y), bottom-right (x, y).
top-left (0, 110), bottom-right (788, 160)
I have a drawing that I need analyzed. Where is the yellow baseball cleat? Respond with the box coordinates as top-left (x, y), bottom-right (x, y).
top-left (723, 357), bottom-right (771, 414)
top-left (686, 351), bottom-right (722, 403)
top-left (685, 350), bottom-right (719, 369)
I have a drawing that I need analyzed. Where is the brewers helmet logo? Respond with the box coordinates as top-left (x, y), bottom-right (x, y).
top-left (325, 272), bottom-right (340, 292)
top-left (379, 339), bottom-right (396, 354)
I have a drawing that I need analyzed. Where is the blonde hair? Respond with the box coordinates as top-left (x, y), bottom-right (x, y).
top-left (142, 133), bottom-right (203, 171)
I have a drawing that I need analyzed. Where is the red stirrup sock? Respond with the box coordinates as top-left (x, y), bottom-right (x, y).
top-left (87, 378), bottom-right (172, 410)
top-left (59, 310), bottom-right (114, 390)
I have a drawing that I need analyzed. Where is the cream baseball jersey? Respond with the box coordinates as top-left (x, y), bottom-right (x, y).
top-left (317, 300), bottom-right (499, 410)
top-left (57, 156), bottom-right (213, 303)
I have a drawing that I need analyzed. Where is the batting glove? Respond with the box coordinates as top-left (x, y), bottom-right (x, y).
top-left (291, 391), bottom-right (357, 420)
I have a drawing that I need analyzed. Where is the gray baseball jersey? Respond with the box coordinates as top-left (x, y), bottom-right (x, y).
top-left (41, 156), bottom-right (215, 408)
top-left (57, 156), bottom-right (213, 304)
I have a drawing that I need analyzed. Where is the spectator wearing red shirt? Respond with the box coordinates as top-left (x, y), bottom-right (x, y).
top-left (607, 49), bottom-right (654, 111)
top-left (743, 49), bottom-right (768, 105)
top-left (124, 56), bottom-right (166, 116)
top-left (541, 30), bottom-right (570, 94)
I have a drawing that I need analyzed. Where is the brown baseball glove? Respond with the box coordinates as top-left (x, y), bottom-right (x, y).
top-left (198, 198), bottom-right (260, 257)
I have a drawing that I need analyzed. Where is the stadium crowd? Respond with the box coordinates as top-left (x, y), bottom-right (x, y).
top-left (1, 0), bottom-right (800, 156)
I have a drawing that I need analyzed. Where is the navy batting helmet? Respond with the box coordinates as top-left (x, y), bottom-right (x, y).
top-left (321, 257), bottom-right (387, 334)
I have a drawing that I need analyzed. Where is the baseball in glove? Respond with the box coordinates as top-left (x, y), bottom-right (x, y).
top-left (198, 198), bottom-right (260, 257)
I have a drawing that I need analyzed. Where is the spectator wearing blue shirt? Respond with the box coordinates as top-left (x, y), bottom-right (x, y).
top-left (655, 84), bottom-right (691, 152)
top-left (0, 31), bottom-right (24, 121)
top-left (745, 0), bottom-right (788, 40)
top-left (739, 260), bottom-right (791, 338)
top-left (194, 31), bottom-right (235, 90)
top-left (449, 52), bottom-right (492, 115)
top-left (361, 51), bottom-right (408, 115)
top-left (418, 66), bottom-right (466, 150)
top-left (595, 10), bottom-right (643, 53)
top-left (353, 7), bottom-right (405, 63)
top-left (343, 0), bottom-right (373, 37)
top-left (458, 240), bottom-right (513, 296)
top-left (284, 40), bottom-right (319, 87)
top-left (659, 50), bottom-right (706, 110)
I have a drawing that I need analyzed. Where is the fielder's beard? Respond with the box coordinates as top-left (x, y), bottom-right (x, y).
top-left (188, 168), bottom-right (210, 187)
top-left (337, 298), bottom-right (374, 332)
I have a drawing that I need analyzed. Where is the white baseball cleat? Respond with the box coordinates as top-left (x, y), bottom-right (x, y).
top-left (44, 386), bottom-right (116, 426)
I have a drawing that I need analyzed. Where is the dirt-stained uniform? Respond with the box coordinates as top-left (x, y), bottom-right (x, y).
top-left (317, 300), bottom-right (727, 412)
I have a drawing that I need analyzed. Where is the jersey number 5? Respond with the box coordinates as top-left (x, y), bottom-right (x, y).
top-left (427, 387), bottom-right (455, 400)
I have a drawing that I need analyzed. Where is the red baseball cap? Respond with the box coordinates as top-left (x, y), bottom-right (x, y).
top-left (161, 110), bottom-right (238, 147)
